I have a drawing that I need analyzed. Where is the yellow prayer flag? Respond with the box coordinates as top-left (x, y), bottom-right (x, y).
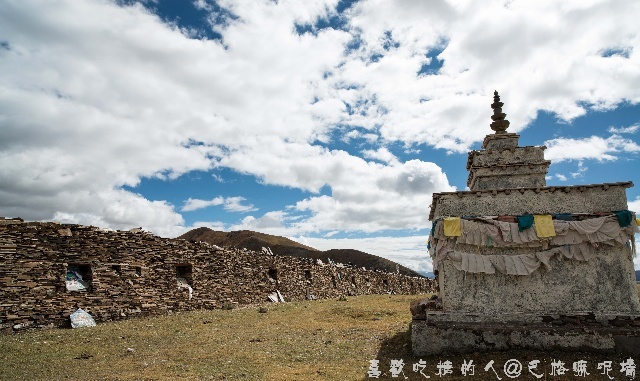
top-left (534, 214), bottom-right (556, 238)
top-left (636, 217), bottom-right (640, 226)
top-left (443, 217), bottom-right (462, 237)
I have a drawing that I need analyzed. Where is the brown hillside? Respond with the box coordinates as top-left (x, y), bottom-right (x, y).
top-left (178, 228), bottom-right (425, 278)
top-left (179, 228), bottom-right (318, 252)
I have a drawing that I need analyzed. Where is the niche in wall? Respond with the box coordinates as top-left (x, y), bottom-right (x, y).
top-left (176, 264), bottom-right (193, 286)
top-left (66, 264), bottom-right (93, 291)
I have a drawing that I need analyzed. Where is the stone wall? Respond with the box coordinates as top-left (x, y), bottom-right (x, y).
top-left (0, 220), bottom-right (433, 333)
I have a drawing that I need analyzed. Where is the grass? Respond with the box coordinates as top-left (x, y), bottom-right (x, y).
top-left (0, 293), bottom-right (639, 381)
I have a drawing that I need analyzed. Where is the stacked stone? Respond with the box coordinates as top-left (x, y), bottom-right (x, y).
top-left (0, 220), bottom-right (434, 333)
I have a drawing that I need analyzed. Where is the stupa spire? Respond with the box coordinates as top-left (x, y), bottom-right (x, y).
top-left (490, 90), bottom-right (510, 133)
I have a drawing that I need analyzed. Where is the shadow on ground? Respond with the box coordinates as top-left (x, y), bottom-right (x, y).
top-left (362, 323), bottom-right (636, 381)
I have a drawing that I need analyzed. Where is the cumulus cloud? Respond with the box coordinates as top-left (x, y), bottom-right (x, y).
top-left (361, 147), bottom-right (398, 164)
top-left (290, 158), bottom-right (454, 233)
top-left (192, 0), bottom-right (212, 12)
top-left (230, 211), bottom-right (287, 231)
top-left (545, 135), bottom-right (640, 162)
top-left (223, 197), bottom-right (258, 213)
top-left (182, 197), bottom-right (225, 212)
top-left (341, 129), bottom-right (379, 144)
top-left (0, 0), bottom-right (350, 234)
top-left (191, 220), bottom-right (227, 231)
top-left (608, 124), bottom-right (640, 134)
top-left (1, 0), bottom-right (640, 250)
top-left (328, 0), bottom-right (640, 152)
top-left (181, 196), bottom-right (256, 213)
top-left (571, 161), bottom-right (589, 178)
top-left (627, 197), bottom-right (640, 216)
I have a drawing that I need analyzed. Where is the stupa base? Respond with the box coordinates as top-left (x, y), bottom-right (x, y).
top-left (412, 312), bottom-right (640, 356)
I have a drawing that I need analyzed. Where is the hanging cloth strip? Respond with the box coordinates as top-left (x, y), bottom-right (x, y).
top-left (443, 242), bottom-right (596, 276)
top-left (443, 217), bottom-right (462, 237)
top-left (554, 213), bottom-right (573, 221)
top-left (615, 210), bottom-right (634, 227)
top-left (517, 214), bottom-right (534, 232)
top-left (432, 215), bottom-right (637, 248)
top-left (428, 213), bottom-right (638, 271)
top-left (534, 215), bottom-right (556, 238)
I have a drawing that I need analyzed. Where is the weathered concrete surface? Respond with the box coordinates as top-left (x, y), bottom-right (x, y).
top-left (468, 146), bottom-right (546, 168)
top-left (440, 248), bottom-right (640, 315)
top-left (467, 142), bottom-right (550, 190)
top-left (469, 166), bottom-right (548, 190)
top-left (482, 133), bottom-right (520, 150)
top-left (412, 318), bottom-right (640, 356)
top-left (430, 183), bottom-right (631, 220)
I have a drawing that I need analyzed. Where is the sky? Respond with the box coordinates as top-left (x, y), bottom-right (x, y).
top-left (1, 0), bottom-right (640, 275)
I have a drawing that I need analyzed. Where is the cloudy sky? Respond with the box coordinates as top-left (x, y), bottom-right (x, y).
top-left (1, 0), bottom-right (640, 274)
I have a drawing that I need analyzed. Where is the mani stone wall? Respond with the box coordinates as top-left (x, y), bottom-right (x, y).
top-left (430, 182), bottom-right (640, 316)
top-left (0, 219), bottom-right (433, 333)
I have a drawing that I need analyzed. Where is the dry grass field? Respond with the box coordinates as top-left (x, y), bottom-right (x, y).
top-left (1, 292), bottom-right (639, 381)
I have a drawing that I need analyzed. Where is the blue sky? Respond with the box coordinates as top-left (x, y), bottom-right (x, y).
top-left (1, 0), bottom-right (639, 274)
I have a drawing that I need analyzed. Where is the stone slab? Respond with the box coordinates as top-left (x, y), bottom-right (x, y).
top-left (431, 184), bottom-right (630, 220)
top-left (412, 318), bottom-right (640, 356)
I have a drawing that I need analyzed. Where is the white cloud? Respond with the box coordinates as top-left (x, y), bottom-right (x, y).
top-left (42, 188), bottom-right (185, 238)
top-left (608, 124), bottom-right (639, 134)
top-left (1, 0), bottom-right (640, 243)
top-left (571, 161), bottom-right (589, 178)
top-left (361, 147), bottom-right (398, 164)
top-left (0, 0), bottom-right (350, 234)
top-left (192, 0), bottom-right (212, 12)
top-left (555, 174), bottom-right (568, 182)
top-left (182, 197), bottom-right (225, 212)
top-left (182, 196), bottom-right (256, 213)
top-left (627, 197), bottom-right (640, 216)
top-left (209, 153), bottom-right (454, 235)
top-left (341, 129), bottom-right (379, 144)
top-left (545, 135), bottom-right (640, 162)
top-left (230, 211), bottom-right (287, 231)
top-left (330, 0), bottom-right (640, 152)
top-left (289, 158), bottom-right (454, 233)
top-left (191, 220), bottom-right (227, 232)
top-left (223, 196), bottom-right (258, 213)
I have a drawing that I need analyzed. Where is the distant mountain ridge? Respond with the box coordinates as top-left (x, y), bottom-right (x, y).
top-left (636, 270), bottom-right (640, 282)
top-left (178, 228), bottom-right (424, 278)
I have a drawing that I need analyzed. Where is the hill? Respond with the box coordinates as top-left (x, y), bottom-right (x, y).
top-left (179, 227), bottom-right (318, 252)
top-left (178, 228), bottom-right (424, 278)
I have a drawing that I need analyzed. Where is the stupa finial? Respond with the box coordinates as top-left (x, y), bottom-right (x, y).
top-left (490, 90), bottom-right (510, 133)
